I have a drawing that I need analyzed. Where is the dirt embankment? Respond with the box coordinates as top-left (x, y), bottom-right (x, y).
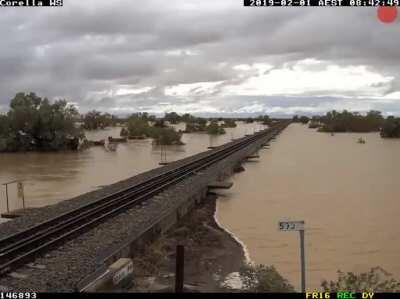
top-left (130, 194), bottom-right (246, 292)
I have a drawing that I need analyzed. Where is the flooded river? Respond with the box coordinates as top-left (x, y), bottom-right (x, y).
top-left (0, 122), bottom-right (263, 211)
top-left (1, 122), bottom-right (399, 292)
top-left (216, 123), bottom-right (400, 291)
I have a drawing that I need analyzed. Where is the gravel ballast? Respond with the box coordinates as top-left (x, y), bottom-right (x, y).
top-left (0, 129), bottom-right (283, 292)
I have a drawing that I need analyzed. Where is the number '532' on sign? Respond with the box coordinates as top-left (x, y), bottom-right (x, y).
top-left (278, 220), bottom-right (305, 231)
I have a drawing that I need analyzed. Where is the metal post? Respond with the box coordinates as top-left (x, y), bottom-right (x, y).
top-left (5, 184), bottom-right (9, 213)
top-left (175, 245), bottom-right (184, 293)
top-left (21, 182), bottom-right (25, 209)
top-left (299, 229), bottom-right (306, 292)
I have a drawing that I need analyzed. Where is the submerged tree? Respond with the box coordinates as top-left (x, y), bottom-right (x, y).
top-left (207, 120), bottom-right (226, 135)
top-left (181, 113), bottom-right (196, 123)
top-left (299, 116), bottom-right (310, 124)
top-left (153, 119), bottom-right (168, 128)
top-left (149, 127), bottom-right (184, 145)
top-left (256, 115), bottom-right (271, 125)
top-left (121, 114), bottom-right (183, 145)
top-left (183, 116), bottom-right (207, 133)
top-left (124, 114), bottom-right (151, 137)
top-left (164, 111), bottom-right (181, 124)
top-left (292, 115), bottom-right (310, 124)
top-left (83, 111), bottom-right (117, 130)
top-left (185, 122), bottom-right (206, 133)
top-left (318, 110), bottom-right (384, 133)
top-left (0, 92), bottom-right (83, 152)
top-left (222, 119), bottom-right (237, 128)
top-left (380, 116), bottom-right (400, 138)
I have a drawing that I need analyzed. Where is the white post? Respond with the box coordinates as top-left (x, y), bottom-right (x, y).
top-left (278, 220), bottom-right (306, 293)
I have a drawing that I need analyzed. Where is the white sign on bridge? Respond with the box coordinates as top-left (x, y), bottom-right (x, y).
top-left (278, 220), bottom-right (305, 231)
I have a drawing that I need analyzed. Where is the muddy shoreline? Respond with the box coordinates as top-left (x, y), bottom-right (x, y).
top-left (130, 194), bottom-right (247, 292)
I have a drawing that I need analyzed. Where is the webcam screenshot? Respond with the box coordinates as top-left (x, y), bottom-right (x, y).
top-left (0, 0), bottom-right (399, 297)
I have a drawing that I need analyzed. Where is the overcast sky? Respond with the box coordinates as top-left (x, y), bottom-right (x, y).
top-left (0, 1), bottom-right (399, 116)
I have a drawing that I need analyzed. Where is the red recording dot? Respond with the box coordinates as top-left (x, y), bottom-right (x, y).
top-left (377, 6), bottom-right (397, 23)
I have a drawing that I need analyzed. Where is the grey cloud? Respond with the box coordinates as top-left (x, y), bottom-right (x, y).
top-left (0, 1), bottom-right (399, 115)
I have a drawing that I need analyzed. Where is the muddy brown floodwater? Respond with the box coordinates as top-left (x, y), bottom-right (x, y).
top-left (216, 123), bottom-right (400, 291)
top-left (0, 122), bottom-right (264, 214)
top-left (2, 122), bottom-right (398, 292)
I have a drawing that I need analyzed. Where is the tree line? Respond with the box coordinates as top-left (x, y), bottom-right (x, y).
top-left (294, 110), bottom-right (400, 138)
top-left (0, 93), bottom-right (275, 152)
top-left (5, 92), bottom-right (398, 153)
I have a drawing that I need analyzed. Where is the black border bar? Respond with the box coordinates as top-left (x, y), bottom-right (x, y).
top-left (244, 0), bottom-right (400, 6)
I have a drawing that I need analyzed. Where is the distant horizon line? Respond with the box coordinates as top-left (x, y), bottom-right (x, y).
top-left (1, 108), bottom-right (399, 119)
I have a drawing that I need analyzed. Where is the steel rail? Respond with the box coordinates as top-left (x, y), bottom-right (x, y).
top-left (0, 121), bottom-right (290, 276)
top-left (0, 124), bottom-right (281, 248)
top-left (0, 121), bottom-right (283, 250)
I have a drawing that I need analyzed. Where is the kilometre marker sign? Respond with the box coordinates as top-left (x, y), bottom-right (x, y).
top-left (278, 220), bottom-right (305, 231)
top-left (278, 219), bottom-right (306, 292)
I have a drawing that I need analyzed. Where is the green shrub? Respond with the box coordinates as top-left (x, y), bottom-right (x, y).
top-left (321, 267), bottom-right (400, 292)
top-left (317, 110), bottom-right (383, 133)
top-left (207, 121), bottom-right (226, 135)
top-left (237, 264), bottom-right (295, 292)
top-left (222, 119), bottom-right (237, 128)
top-left (83, 110), bottom-right (116, 130)
top-left (149, 127), bottom-right (183, 145)
top-left (0, 92), bottom-right (83, 152)
top-left (380, 116), bottom-right (400, 138)
top-left (126, 115), bottom-right (150, 137)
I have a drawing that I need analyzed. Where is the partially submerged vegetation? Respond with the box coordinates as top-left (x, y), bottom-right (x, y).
top-left (82, 110), bottom-right (118, 130)
top-left (164, 112), bottom-right (181, 124)
top-left (308, 119), bottom-right (321, 129)
top-left (380, 116), bottom-right (400, 138)
top-left (321, 267), bottom-right (400, 292)
top-left (0, 95), bottom-right (187, 152)
top-left (207, 120), bottom-right (226, 135)
top-left (222, 119), bottom-right (237, 128)
top-left (121, 113), bottom-right (184, 145)
top-left (292, 115), bottom-right (310, 124)
top-left (150, 127), bottom-right (184, 145)
top-left (0, 92), bottom-right (83, 152)
top-left (184, 121), bottom-right (207, 133)
top-left (184, 117), bottom-right (207, 133)
top-left (122, 113), bottom-right (151, 138)
top-left (256, 115), bottom-right (271, 125)
top-left (4, 94), bottom-right (399, 153)
top-left (302, 110), bottom-right (400, 138)
top-left (316, 110), bottom-right (383, 133)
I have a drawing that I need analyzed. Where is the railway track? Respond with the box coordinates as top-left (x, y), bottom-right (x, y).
top-left (0, 120), bottom-right (290, 277)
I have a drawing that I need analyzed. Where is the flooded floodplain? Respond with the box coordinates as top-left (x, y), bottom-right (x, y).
top-left (216, 123), bottom-right (400, 291)
top-left (0, 122), bottom-right (263, 211)
top-left (1, 122), bottom-right (399, 292)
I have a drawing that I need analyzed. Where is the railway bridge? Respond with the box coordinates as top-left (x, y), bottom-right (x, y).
top-left (0, 120), bottom-right (290, 292)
